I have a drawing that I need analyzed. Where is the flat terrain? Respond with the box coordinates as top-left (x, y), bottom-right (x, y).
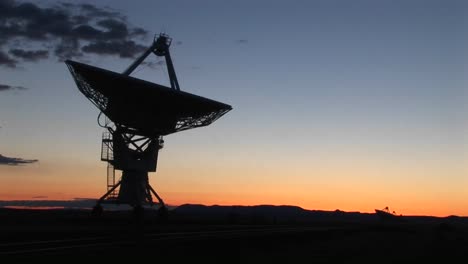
top-left (0, 208), bottom-right (467, 263)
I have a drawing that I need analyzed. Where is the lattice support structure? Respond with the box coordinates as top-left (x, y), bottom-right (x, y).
top-left (95, 127), bottom-right (165, 210)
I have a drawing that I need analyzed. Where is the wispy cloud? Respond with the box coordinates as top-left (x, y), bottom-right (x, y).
top-left (0, 198), bottom-right (96, 209)
top-left (236, 39), bottom-right (248, 44)
top-left (0, 154), bottom-right (37, 166)
top-left (0, 84), bottom-right (26, 92)
top-left (32, 196), bottom-right (48, 199)
top-left (9, 49), bottom-right (48, 62)
top-left (0, 198), bottom-right (176, 210)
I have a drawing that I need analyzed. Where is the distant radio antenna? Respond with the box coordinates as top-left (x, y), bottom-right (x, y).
top-left (66, 33), bottom-right (232, 217)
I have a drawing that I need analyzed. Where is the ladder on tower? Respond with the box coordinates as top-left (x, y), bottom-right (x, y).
top-left (106, 163), bottom-right (118, 199)
top-left (101, 132), bottom-right (113, 162)
top-left (101, 132), bottom-right (118, 200)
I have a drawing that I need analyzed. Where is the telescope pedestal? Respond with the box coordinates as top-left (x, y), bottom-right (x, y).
top-left (92, 174), bottom-right (167, 217)
top-left (92, 130), bottom-right (167, 218)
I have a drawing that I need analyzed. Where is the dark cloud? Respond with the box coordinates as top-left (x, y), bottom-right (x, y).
top-left (78, 3), bottom-right (123, 19)
top-left (0, 0), bottom-right (149, 67)
top-left (0, 2), bottom-right (72, 40)
top-left (70, 25), bottom-right (103, 40)
top-left (54, 37), bottom-right (82, 61)
top-left (175, 40), bottom-right (183, 45)
top-left (141, 60), bottom-right (165, 68)
top-left (0, 50), bottom-right (17, 68)
top-left (131, 27), bottom-right (148, 37)
top-left (0, 154), bottom-right (37, 166)
top-left (9, 48), bottom-right (48, 61)
top-left (97, 19), bottom-right (129, 39)
top-left (0, 83), bottom-right (26, 91)
top-left (71, 14), bottom-right (88, 24)
top-left (82, 40), bottom-right (146, 58)
top-left (236, 39), bottom-right (248, 44)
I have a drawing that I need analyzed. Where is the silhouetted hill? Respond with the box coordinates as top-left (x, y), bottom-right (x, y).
top-left (175, 204), bottom-right (304, 216)
top-left (172, 204), bottom-right (378, 224)
top-left (172, 204), bottom-right (468, 226)
top-left (2, 201), bottom-right (467, 227)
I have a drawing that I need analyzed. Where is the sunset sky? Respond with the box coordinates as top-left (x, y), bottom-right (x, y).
top-left (0, 0), bottom-right (467, 216)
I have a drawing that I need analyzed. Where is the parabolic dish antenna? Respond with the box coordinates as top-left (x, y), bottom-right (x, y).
top-left (66, 60), bottom-right (231, 137)
top-left (66, 33), bottom-right (232, 216)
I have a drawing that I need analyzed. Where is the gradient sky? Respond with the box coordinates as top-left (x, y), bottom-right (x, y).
top-left (0, 0), bottom-right (467, 216)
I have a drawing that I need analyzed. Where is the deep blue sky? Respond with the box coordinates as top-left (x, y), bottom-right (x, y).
top-left (0, 0), bottom-right (466, 215)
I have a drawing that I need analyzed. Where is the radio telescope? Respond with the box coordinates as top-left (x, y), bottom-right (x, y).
top-left (66, 34), bottom-right (232, 216)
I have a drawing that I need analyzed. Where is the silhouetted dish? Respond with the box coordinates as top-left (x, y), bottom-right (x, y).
top-left (66, 60), bottom-right (232, 136)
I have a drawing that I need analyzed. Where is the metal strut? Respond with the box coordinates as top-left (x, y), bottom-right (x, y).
top-left (122, 33), bottom-right (180, 91)
top-left (97, 180), bottom-right (122, 203)
top-left (148, 184), bottom-right (165, 207)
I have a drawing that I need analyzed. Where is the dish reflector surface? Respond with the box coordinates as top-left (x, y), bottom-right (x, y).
top-left (66, 60), bottom-right (232, 136)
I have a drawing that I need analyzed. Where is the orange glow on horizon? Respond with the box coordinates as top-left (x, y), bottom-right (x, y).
top-left (0, 192), bottom-right (464, 217)
top-left (1, 157), bottom-right (466, 217)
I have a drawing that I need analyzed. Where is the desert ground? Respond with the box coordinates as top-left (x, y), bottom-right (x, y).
top-left (0, 206), bottom-right (466, 263)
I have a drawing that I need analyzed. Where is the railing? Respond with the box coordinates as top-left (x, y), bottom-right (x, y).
top-left (101, 132), bottom-right (113, 162)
